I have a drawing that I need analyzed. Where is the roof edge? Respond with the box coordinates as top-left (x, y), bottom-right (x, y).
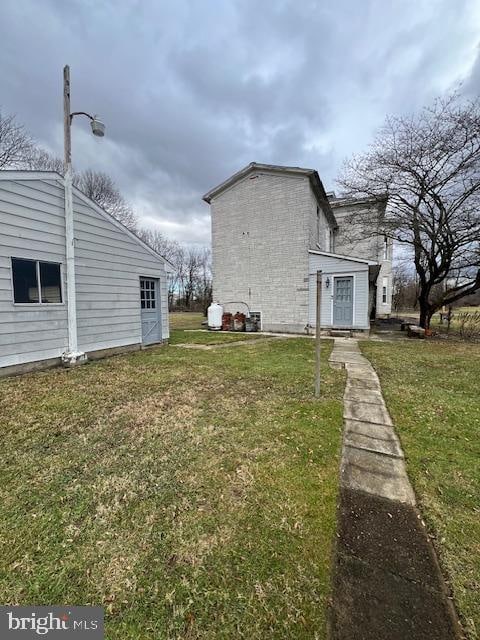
top-left (202, 162), bottom-right (338, 229)
top-left (0, 169), bottom-right (173, 269)
top-left (330, 194), bottom-right (388, 208)
top-left (309, 249), bottom-right (378, 266)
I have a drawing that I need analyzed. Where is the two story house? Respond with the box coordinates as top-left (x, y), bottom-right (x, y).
top-left (203, 162), bottom-right (392, 334)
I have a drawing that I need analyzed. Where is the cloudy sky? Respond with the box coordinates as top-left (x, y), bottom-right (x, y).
top-left (2, 0), bottom-right (480, 245)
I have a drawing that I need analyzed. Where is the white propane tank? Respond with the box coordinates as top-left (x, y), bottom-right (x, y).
top-left (207, 302), bottom-right (223, 330)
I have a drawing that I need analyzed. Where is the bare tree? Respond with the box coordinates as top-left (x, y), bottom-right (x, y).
top-left (338, 94), bottom-right (480, 328)
top-left (137, 229), bottom-right (186, 309)
top-left (183, 247), bottom-right (201, 309)
top-left (0, 109), bottom-right (34, 168)
top-left (138, 229), bottom-right (179, 263)
top-left (195, 247), bottom-right (212, 310)
top-left (26, 148), bottom-right (64, 173)
top-left (75, 169), bottom-right (138, 231)
top-left (392, 264), bottom-right (418, 312)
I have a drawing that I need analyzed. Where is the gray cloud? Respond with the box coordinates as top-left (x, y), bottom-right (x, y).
top-left (1, 0), bottom-right (479, 244)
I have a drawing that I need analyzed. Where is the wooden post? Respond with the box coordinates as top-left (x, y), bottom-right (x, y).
top-left (315, 270), bottom-right (322, 398)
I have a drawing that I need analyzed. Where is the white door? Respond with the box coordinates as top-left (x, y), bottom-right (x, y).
top-left (140, 277), bottom-right (161, 344)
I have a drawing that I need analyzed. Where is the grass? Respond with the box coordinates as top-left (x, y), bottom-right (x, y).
top-left (169, 312), bottom-right (205, 330)
top-left (361, 339), bottom-right (480, 639)
top-left (169, 312), bottom-right (265, 345)
top-left (0, 332), bottom-right (344, 639)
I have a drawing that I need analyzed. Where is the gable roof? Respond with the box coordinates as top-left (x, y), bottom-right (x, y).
top-left (0, 170), bottom-right (173, 269)
top-left (308, 249), bottom-right (378, 266)
top-left (202, 162), bottom-right (338, 230)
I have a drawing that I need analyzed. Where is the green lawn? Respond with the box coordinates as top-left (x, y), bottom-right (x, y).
top-left (361, 340), bottom-right (480, 639)
top-left (169, 311), bottom-right (205, 330)
top-left (0, 335), bottom-right (344, 639)
top-left (169, 312), bottom-right (264, 345)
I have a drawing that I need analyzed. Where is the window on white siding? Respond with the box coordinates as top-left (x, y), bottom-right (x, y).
top-left (12, 258), bottom-right (62, 304)
top-left (383, 237), bottom-right (389, 260)
top-left (382, 276), bottom-right (388, 304)
top-left (316, 206), bottom-right (320, 243)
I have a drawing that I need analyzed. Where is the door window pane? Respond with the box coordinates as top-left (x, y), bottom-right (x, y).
top-left (40, 262), bottom-right (62, 303)
top-left (12, 258), bottom-right (39, 303)
top-left (140, 278), bottom-right (156, 309)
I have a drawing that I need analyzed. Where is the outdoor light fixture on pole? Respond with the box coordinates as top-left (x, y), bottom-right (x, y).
top-left (62, 64), bottom-right (105, 365)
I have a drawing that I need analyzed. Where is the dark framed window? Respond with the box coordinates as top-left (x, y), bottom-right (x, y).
top-left (12, 258), bottom-right (62, 304)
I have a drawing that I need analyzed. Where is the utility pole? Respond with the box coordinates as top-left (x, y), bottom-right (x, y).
top-left (63, 65), bottom-right (79, 361)
top-left (315, 270), bottom-right (322, 398)
top-left (62, 65), bottom-right (105, 366)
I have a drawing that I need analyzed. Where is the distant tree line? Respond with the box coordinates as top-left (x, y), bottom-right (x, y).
top-left (0, 108), bottom-right (212, 311)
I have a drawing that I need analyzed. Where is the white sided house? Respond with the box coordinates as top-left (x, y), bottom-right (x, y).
top-left (0, 171), bottom-right (169, 376)
top-left (204, 163), bottom-right (392, 334)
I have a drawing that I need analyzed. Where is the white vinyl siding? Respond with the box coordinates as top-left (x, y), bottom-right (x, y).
top-left (0, 175), bottom-right (169, 370)
top-left (308, 253), bottom-right (370, 330)
top-left (72, 192), bottom-right (169, 352)
top-left (0, 179), bottom-right (69, 367)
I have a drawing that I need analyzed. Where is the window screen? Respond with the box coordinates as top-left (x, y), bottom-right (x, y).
top-left (12, 258), bottom-right (62, 304)
top-left (12, 258), bottom-right (39, 303)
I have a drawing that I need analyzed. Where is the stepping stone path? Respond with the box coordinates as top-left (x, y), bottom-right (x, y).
top-left (329, 338), bottom-right (463, 640)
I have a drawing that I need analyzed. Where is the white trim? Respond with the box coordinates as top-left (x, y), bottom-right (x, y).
top-left (10, 256), bottom-right (65, 306)
top-left (310, 248), bottom-right (378, 266)
top-left (0, 170), bottom-right (64, 182)
top-left (64, 166), bottom-right (78, 354)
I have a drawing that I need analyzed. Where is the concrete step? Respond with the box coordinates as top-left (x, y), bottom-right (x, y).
top-left (329, 329), bottom-right (352, 337)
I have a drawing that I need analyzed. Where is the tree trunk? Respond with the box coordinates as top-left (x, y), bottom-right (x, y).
top-left (418, 291), bottom-right (433, 329)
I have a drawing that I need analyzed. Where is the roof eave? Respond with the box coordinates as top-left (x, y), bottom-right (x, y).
top-left (202, 162), bottom-right (339, 230)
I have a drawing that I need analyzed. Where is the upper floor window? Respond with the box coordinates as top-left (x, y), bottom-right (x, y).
top-left (12, 258), bottom-right (62, 304)
top-left (316, 206), bottom-right (320, 243)
top-left (382, 276), bottom-right (388, 304)
top-left (383, 237), bottom-right (389, 260)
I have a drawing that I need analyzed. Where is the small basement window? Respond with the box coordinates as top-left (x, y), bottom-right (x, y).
top-left (250, 311), bottom-right (262, 329)
top-left (12, 258), bottom-right (62, 304)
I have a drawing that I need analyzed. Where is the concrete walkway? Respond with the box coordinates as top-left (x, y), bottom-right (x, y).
top-left (329, 338), bottom-right (462, 640)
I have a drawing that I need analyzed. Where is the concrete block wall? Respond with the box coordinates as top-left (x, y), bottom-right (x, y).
top-left (211, 172), bottom-right (327, 332)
